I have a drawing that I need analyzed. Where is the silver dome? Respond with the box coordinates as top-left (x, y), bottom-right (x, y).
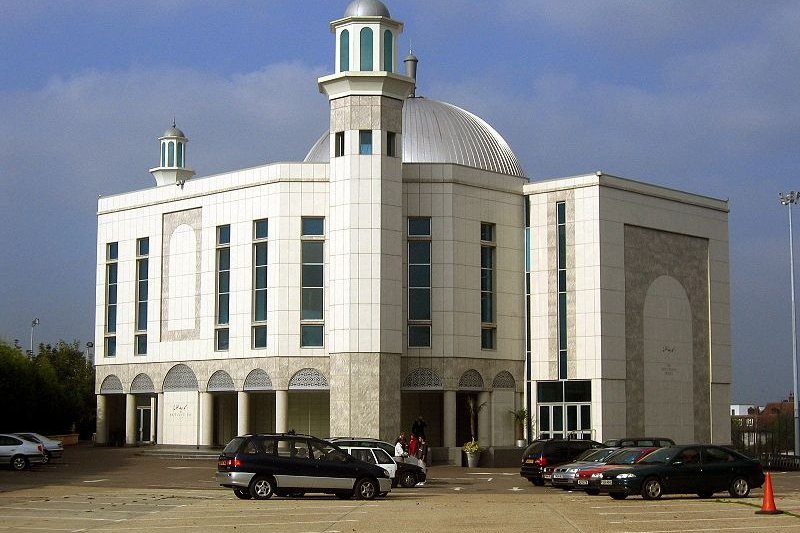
top-left (304, 97), bottom-right (526, 178)
top-left (344, 0), bottom-right (390, 18)
top-left (162, 125), bottom-right (186, 138)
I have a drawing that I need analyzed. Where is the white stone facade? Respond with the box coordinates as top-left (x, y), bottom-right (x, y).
top-left (93, 2), bottom-right (731, 456)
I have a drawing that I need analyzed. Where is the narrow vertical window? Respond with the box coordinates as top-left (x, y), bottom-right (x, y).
top-left (359, 130), bottom-right (372, 155)
top-left (135, 237), bottom-right (149, 355)
top-left (386, 131), bottom-right (396, 157)
top-left (408, 217), bottom-right (431, 347)
top-left (168, 141), bottom-right (175, 167)
top-left (335, 131), bottom-right (345, 157)
top-left (557, 202), bottom-right (567, 379)
top-left (301, 217), bottom-right (324, 347)
top-left (360, 27), bottom-right (373, 71)
top-left (161, 142), bottom-right (166, 167)
top-left (104, 242), bottom-right (118, 357)
top-left (340, 29), bottom-right (350, 72)
top-left (216, 225), bottom-right (231, 351)
top-left (252, 219), bottom-right (268, 349)
top-left (383, 30), bottom-right (393, 72)
top-left (177, 142), bottom-right (184, 167)
top-left (481, 223), bottom-right (496, 349)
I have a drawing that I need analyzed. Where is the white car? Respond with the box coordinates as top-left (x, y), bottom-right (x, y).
top-left (14, 433), bottom-right (63, 464)
top-left (338, 445), bottom-right (426, 488)
top-left (0, 434), bottom-right (45, 470)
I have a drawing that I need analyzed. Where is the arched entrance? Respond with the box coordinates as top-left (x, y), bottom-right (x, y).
top-left (130, 373), bottom-right (156, 443)
top-left (401, 368), bottom-right (443, 447)
top-left (288, 368), bottom-right (330, 437)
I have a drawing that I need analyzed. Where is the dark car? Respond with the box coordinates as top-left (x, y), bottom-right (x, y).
top-left (595, 444), bottom-right (765, 500)
top-left (216, 433), bottom-right (392, 500)
top-left (602, 437), bottom-right (675, 447)
top-left (520, 438), bottom-right (603, 486)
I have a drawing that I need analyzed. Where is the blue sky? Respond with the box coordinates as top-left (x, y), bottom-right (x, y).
top-left (1, 0), bottom-right (798, 404)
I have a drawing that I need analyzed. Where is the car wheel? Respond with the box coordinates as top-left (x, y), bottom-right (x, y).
top-left (585, 489), bottom-right (600, 496)
top-left (729, 476), bottom-right (750, 498)
top-left (41, 452), bottom-right (51, 465)
top-left (233, 489), bottom-right (251, 500)
top-left (641, 477), bottom-right (663, 500)
top-left (10, 455), bottom-right (28, 471)
top-left (610, 492), bottom-right (628, 500)
top-left (399, 471), bottom-right (417, 488)
top-left (354, 478), bottom-right (378, 500)
top-left (697, 491), bottom-right (714, 499)
top-left (249, 476), bottom-right (274, 500)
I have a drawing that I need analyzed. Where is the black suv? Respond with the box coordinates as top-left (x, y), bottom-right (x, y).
top-left (216, 433), bottom-right (392, 500)
top-left (520, 438), bottom-right (603, 485)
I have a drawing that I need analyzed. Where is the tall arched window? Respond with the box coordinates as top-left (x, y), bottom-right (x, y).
top-left (177, 142), bottom-right (184, 167)
top-left (161, 142), bottom-right (166, 167)
top-left (168, 141), bottom-right (175, 167)
top-left (360, 27), bottom-right (373, 71)
top-left (340, 30), bottom-right (350, 72)
top-left (383, 30), bottom-right (393, 72)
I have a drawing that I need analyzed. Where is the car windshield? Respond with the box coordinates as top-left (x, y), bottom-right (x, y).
top-left (607, 449), bottom-right (648, 465)
top-left (523, 441), bottom-right (546, 456)
top-left (223, 437), bottom-right (246, 454)
top-left (585, 448), bottom-right (618, 462)
top-left (637, 448), bottom-right (673, 464)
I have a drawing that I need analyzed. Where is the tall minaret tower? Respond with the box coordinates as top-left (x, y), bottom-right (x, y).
top-left (318, 0), bottom-right (415, 440)
top-left (149, 121), bottom-right (195, 187)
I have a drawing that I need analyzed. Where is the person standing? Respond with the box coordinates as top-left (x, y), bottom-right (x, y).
top-left (394, 433), bottom-right (407, 462)
top-left (417, 435), bottom-right (429, 477)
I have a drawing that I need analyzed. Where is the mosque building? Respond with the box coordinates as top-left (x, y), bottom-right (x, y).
top-left (94, 0), bottom-right (731, 459)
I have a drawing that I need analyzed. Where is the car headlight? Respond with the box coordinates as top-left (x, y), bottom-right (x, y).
top-left (616, 473), bottom-right (637, 479)
top-left (567, 468), bottom-right (579, 473)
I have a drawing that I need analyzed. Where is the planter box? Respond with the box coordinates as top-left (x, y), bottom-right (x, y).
top-left (47, 434), bottom-right (79, 446)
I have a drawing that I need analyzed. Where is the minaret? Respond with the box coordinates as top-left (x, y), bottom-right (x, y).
top-left (318, 0), bottom-right (415, 440)
top-left (149, 121), bottom-right (195, 187)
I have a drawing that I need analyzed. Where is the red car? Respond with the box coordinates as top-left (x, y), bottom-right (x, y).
top-left (575, 447), bottom-right (657, 495)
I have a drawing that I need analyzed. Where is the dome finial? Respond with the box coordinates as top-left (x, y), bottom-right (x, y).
top-left (344, 0), bottom-right (390, 18)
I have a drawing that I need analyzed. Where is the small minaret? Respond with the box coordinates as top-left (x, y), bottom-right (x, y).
top-left (149, 121), bottom-right (195, 187)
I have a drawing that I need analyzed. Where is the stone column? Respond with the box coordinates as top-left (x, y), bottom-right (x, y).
top-left (149, 396), bottom-right (157, 442)
top-left (478, 391), bottom-right (491, 448)
top-left (125, 394), bottom-right (137, 446)
top-left (275, 390), bottom-right (288, 434)
top-left (95, 395), bottom-right (108, 445)
top-left (237, 391), bottom-right (249, 436)
top-left (200, 392), bottom-right (213, 446)
top-left (443, 390), bottom-right (456, 448)
top-left (156, 392), bottom-right (164, 444)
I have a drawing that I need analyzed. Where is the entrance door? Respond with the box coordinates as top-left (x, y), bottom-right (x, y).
top-left (137, 406), bottom-right (152, 443)
top-left (538, 404), bottom-right (591, 440)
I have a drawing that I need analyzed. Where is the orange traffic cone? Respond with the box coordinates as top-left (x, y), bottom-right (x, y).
top-left (755, 472), bottom-right (783, 515)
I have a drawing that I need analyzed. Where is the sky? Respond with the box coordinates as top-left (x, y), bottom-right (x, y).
top-left (0, 0), bottom-right (798, 405)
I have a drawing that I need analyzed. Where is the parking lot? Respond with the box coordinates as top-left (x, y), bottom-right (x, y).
top-left (2, 445), bottom-right (800, 532)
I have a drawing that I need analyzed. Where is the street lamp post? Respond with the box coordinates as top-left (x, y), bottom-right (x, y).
top-left (30, 317), bottom-right (40, 356)
top-left (779, 191), bottom-right (800, 456)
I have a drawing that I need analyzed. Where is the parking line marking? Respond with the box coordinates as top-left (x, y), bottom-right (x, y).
top-left (621, 525), bottom-right (800, 533)
top-left (82, 479), bottom-right (108, 483)
top-left (611, 516), bottom-right (796, 524)
top-left (85, 519), bottom-right (360, 530)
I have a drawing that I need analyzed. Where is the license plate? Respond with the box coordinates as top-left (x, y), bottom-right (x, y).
top-left (601, 479), bottom-right (612, 486)
top-left (553, 473), bottom-right (565, 478)
top-left (577, 480), bottom-right (589, 485)
top-left (525, 459), bottom-right (535, 464)
top-left (544, 473), bottom-right (551, 479)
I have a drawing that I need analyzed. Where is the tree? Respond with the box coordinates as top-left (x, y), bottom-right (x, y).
top-left (465, 395), bottom-right (486, 443)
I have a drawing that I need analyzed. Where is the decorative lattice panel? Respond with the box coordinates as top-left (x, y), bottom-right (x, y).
top-left (491, 371), bottom-right (516, 390)
top-left (130, 373), bottom-right (155, 393)
top-left (163, 364), bottom-right (199, 391)
top-left (99, 374), bottom-right (124, 394)
top-left (458, 369), bottom-right (485, 390)
top-left (288, 368), bottom-right (329, 390)
top-left (207, 370), bottom-right (235, 392)
top-left (244, 369), bottom-right (273, 391)
top-left (401, 368), bottom-right (443, 390)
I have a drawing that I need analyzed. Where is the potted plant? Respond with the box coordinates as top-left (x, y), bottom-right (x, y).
top-left (464, 395), bottom-right (486, 467)
top-left (510, 408), bottom-right (528, 448)
top-left (462, 439), bottom-right (482, 467)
